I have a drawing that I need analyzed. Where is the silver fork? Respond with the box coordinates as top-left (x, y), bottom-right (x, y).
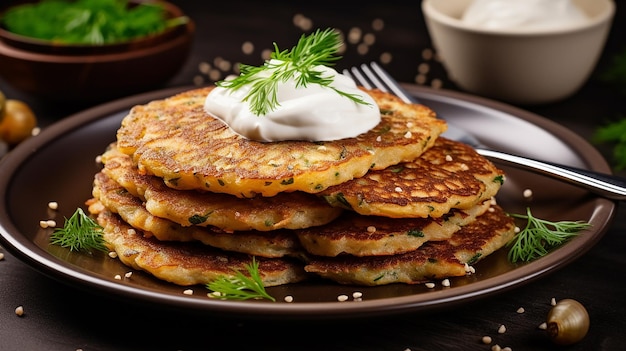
top-left (344, 62), bottom-right (626, 200)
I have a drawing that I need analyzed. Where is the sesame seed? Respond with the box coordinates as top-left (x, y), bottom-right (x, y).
top-left (422, 48), bottom-right (433, 60)
top-left (460, 163), bottom-right (469, 171)
top-left (183, 289), bottom-right (193, 295)
top-left (15, 306), bottom-right (24, 317)
top-left (551, 297), bottom-right (557, 306)
top-left (491, 345), bottom-right (502, 351)
top-left (516, 307), bottom-right (525, 313)
top-left (441, 279), bottom-right (450, 287)
top-left (379, 52), bottom-right (392, 64)
top-left (284, 295), bottom-right (294, 303)
top-left (114, 274), bottom-right (122, 280)
top-left (39, 220), bottom-right (49, 228)
top-left (523, 189), bottom-right (533, 198)
top-left (31, 127), bottom-right (41, 136)
top-left (198, 61), bottom-right (211, 73)
top-left (0, 253), bottom-right (4, 260)
top-left (48, 201), bottom-right (58, 210)
top-left (241, 41), bottom-right (254, 55)
top-left (46, 220), bottom-right (56, 228)
top-left (431, 78), bottom-right (443, 89)
top-left (425, 282), bottom-right (435, 288)
top-left (538, 322), bottom-right (547, 330)
top-left (337, 294), bottom-right (349, 302)
top-left (482, 336), bottom-right (492, 344)
top-left (514, 226), bottom-right (521, 234)
top-left (124, 272), bottom-right (133, 278)
top-left (404, 131), bottom-right (412, 138)
top-left (126, 229), bottom-right (136, 235)
top-left (357, 43), bottom-right (369, 55)
top-left (367, 226), bottom-right (377, 233)
top-left (445, 154), bottom-right (453, 162)
top-left (418, 63), bottom-right (430, 74)
top-left (490, 197), bottom-right (498, 205)
top-left (353, 291), bottom-right (363, 299)
top-left (414, 74), bottom-right (427, 85)
top-left (208, 291), bottom-right (223, 298)
top-left (488, 207), bottom-right (495, 212)
top-left (498, 324), bottom-right (506, 334)
top-left (502, 347), bottom-right (512, 351)
top-left (108, 251), bottom-right (118, 258)
top-left (376, 136), bottom-right (382, 142)
top-left (394, 186), bottom-right (403, 192)
top-left (406, 122), bottom-right (414, 128)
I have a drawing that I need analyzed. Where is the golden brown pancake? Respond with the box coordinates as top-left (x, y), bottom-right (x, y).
top-left (319, 137), bottom-right (504, 218)
top-left (115, 87), bottom-right (447, 197)
top-left (91, 171), bottom-right (302, 258)
top-left (304, 204), bottom-right (515, 286)
top-left (295, 199), bottom-right (491, 257)
top-left (90, 206), bottom-right (307, 287)
top-left (100, 143), bottom-right (343, 232)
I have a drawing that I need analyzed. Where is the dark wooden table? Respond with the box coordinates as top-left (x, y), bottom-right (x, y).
top-left (1, 1), bottom-right (625, 350)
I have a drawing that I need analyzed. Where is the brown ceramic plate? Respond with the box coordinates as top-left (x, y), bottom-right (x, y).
top-left (0, 85), bottom-right (616, 320)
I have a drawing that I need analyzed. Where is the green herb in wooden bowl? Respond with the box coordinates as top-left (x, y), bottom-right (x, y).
top-left (1, 0), bottom-right (188, 45)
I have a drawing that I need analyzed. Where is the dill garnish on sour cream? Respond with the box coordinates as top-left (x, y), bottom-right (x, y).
top-left (204, 28), bottom-right (380, 142)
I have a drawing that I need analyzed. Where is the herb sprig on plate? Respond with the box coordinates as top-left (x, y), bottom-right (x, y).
top-left (206, 257), bottom-right (275, 301)
top-left (217, 28), bottom-right (370, 116)
top-left (506, 208), bottom-right (591, 263)
top-left (50, 208), bottom-right (108, 254)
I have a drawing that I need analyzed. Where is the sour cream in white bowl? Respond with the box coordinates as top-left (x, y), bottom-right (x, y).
top-left (421, 0), bottom-right (615, 105)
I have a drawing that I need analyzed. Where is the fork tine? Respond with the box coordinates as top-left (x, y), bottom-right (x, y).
top-left (343, 67), bottom-right (373, 90)
top-left (344, 62), bottom-right (416, 104)
top-left (368, 62), bottom-right (415, 104)
top-left (357, 63), bottom-right (388, 93)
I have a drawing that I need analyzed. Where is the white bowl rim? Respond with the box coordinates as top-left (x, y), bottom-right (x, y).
top-left (421, 0), bottom-right (615, 36)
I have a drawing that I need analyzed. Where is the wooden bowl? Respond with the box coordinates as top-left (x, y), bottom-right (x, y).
top-left (0, 1), bottom-right (195, 103)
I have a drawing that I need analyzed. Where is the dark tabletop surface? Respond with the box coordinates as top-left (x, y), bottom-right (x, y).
top-left (1, 1), bottom-right (625, 350)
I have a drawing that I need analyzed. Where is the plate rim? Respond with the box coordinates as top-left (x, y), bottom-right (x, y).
top-left (0, 84), bottom-right (616, 320)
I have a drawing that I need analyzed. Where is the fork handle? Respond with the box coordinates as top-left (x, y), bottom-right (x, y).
top-left (477, 148), bottom-right (626, 200)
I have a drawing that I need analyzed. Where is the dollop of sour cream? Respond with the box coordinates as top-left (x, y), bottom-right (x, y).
top-left (204, 60), bottom-right (380, 142)
top-left (461, 0), bottom-right (589, 31)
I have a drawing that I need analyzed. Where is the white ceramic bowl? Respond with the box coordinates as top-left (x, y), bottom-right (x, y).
top-left (421, 0), bottom-right (615, 105)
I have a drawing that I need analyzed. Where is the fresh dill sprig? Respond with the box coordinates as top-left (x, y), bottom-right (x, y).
top-left (50, 208), bottom-right (108, 254)
top-left (217, 27), bottom-right (370, 116)
top-left (506, 208), bottom-right (591, 263)
top-left (206, 257), bottom-right (275, 301)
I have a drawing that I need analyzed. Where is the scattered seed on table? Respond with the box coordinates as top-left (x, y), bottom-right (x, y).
top-left (498, 324), bottom-right (506, 334)
top-left (15, 306), bottom-right (24, 317)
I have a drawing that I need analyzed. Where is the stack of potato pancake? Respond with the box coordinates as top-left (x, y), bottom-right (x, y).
top-left (86, 86), bottom-right (515, 288)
